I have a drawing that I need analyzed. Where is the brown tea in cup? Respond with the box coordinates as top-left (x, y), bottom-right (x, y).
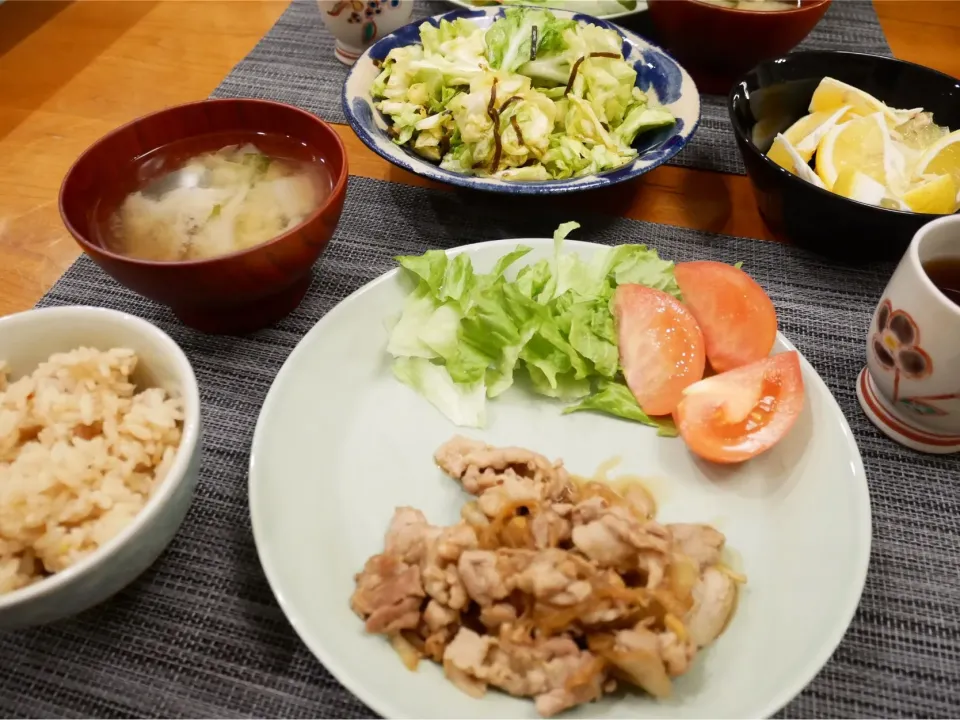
top-left (923, 258), bottom-right (960, 307)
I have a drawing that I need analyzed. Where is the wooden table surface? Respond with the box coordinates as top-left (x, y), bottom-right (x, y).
top-left (0, 0), bottom-right (957, 319)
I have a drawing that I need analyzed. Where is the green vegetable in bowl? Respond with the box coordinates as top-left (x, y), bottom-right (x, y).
top-left (386, 221), bottom-right (679, 435)
top-left (371, 8), bottom-right (676, 181)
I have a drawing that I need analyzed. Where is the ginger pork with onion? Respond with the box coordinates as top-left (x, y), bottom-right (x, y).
top-left (350, 436), bottom-right (743, 717)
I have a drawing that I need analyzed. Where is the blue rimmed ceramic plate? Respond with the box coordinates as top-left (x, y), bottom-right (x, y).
top-left (342, 6), bottom-right (700, 195)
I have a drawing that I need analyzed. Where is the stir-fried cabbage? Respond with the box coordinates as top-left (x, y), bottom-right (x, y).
top-left (371, 8), bottom-right (675, 181)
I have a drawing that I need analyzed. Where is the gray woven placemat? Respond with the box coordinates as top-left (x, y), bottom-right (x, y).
top-left (2, 175), bottom-right (958, 718)
top-left (211, 0), bottom-right (891, 175)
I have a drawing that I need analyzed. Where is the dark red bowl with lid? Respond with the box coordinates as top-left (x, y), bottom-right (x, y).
top-left (59, 98), bottom-right (348, 335)
top-left (647, 0), bottom-right (832, 95)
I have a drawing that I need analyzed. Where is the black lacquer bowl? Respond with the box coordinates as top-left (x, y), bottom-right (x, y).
top-left (729, 51), bottom-right (960, 263)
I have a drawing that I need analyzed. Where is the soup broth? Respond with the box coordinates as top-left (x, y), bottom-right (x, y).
top-left (99, 132), bottom-right (332, 262)
top-left (696, 0), bottom-right (802, 10)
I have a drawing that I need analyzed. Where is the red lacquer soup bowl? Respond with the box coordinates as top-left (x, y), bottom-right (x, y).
top-left (647, 0), bottom-right (832, 96)
top-left (59, 99), bottom-right (348, 334)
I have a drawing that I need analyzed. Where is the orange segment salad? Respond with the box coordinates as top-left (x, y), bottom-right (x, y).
top-left (766, 76), bottom-right (960, 215)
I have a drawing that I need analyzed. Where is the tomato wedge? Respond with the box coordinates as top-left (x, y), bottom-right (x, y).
top-left (614, 284), bottom-right (706, 416)
top-left (674, 261), bottom-right (778, 374)
top-left (673, 351), bottom-right (804, 464)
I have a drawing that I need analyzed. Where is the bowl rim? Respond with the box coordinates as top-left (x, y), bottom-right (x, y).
top-left (727, 50), bottom-right (960, 220)
top-left (341, 6), bottom-right (701, 195)
top-left (58, 98), bottom-right (349, 267)
top-left (0, 306), bottom-right (202, 611)
top-left (661, 0), bottom-right (832, 16)
top-left (447, 0), bottom-right (650, 21)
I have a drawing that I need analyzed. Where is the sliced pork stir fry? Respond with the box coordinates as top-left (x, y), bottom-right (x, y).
top-left (351, 437), bottom-right (745, 717)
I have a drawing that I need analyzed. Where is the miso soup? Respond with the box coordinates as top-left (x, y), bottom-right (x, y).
top-left (100, 132), bottom-right (333, 262)
top-left (696, 0), bottom-right (803, 10)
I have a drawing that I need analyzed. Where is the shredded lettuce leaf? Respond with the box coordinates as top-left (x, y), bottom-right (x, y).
top-left (371, 7), bottom-right (675, 182)
top-left (563, 380), bottom-right (679, 437)
top-left (386, 222), bottom-right (681, 431)
top-left (393, 357), bottom-right (487, 428)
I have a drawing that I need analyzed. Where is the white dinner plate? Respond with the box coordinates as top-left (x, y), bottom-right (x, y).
top-left (249, 238), bottom-right (871, 719)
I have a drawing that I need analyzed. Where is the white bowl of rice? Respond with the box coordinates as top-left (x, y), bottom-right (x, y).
top-left (0, 305), bottom-right (201, 630)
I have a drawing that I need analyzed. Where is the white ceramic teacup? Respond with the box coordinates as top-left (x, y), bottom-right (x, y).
top-left (857, 214), bottom-right (960, 454)
top-left (318, 0), bottom-right (414, 65)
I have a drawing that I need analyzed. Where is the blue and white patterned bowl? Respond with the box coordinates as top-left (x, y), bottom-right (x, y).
top-left (342, 6), bottom-right (700, 195)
